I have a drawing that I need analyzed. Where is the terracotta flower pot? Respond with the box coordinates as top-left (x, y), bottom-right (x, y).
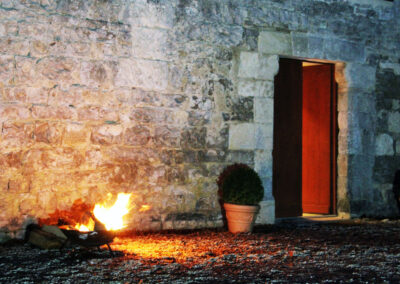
top-left (223, 203), bottom-right (259, 233)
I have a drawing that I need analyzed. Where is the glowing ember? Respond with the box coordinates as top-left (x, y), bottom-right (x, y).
top-left (93, 193), bottom-right (132, 231)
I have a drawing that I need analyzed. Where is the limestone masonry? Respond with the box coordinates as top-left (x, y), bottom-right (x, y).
top-left (0, 0), bottom-right (399, 241)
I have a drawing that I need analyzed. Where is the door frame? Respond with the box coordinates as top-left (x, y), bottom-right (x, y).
top-left (273, 57), bottom-right (338, 217)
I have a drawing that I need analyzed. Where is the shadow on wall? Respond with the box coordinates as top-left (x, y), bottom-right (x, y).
top-left (393, 170), bottom-right (400, 214)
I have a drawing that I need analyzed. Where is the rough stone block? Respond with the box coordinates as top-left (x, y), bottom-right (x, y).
top-left (261, 177), bottom-right (273, 200)
top-left (115, 58), bottom-right (168, 91)
top-left (291, 32), bottom-right (308, 57)
top-left (388, 112), bottom-right (400, 133)
top-left (129, 0), bottom-right (174, 29)
top-left (32, 105), bottom-right (77, 120)
top-left (0, 55), bottom-right (15, 84)
top-left (258, 55), bottom-right (279, 80)
top-left (255, 150), bottom-right (272, 178)
top-left (77, 106), bottom-right (118, 121)
top-left (154, 126), bottom-right (181, 148)
top-left (36, 57), bottom-right (80, 88)
top-left (255, 200), bottom-right (275, 224)
top-left (347, 90), bottom-right (375, 114)
top-left (26, 87), bottom-right (48, 104)
top-left (230, 97), bottom-right (253, 121)
top-left (255, 124), bottom-right (273, 150)
top-left (0, 105), bottom-right (31, 122)
top-left (1, 121), bottom-right (34, 148)
top-left (254, 97), bottom-right (273, 124)
top-left (91, 124), bottom-right (123, 145)
top-left (34, 122), bottom-right (62, 144)
top-left (63, 123), bottom-right (89, 145)
top-left (238, 52), bottom-right (259, 79)
top-left (80, 61), bottom-right (117, 89)
top-left (124, 125), bottom-right (152, 146)
top-left (347, 127), bottom-right (363, 155)
top-left (180, 127), bottom-right (207, 149)
top-left (375, 133), bottom-right (394, 156)
top-left (308, 36), bottom-right (325, 59)
top-left (131, 27), bottom-right (169, 60)
top-left (238, 80), bottom-right (262, 97)
top-left (324, 38), bottom-right (365, 62)
top-left (345, 64), bottom-right (376, 91)
top-left (260, 81), bottom-right (274, 98)
top-left (379, 62), bottom-right (400, 75)
top-left (229, 123), bottom-right (255, 150)
top-left (238, 52), bottom-right (278, 80)
top-left (258, 31), bottom-right (292, 55)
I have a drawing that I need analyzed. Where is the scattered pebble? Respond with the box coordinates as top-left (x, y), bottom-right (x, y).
top-left (1, 220), bottom-right (400, 282)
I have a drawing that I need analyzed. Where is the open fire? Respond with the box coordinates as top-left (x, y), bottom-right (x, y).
top-left (27, 192), bottom-right (152, 254)
top-left (69, 193), bottom-right (132, 232)
top-left (66, 193), bottom-right (151, 233)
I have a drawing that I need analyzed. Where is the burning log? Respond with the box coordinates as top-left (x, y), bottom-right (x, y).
top-left (26, 214), bottom-right (116, 256)
top-left (26, 192), bottom-right (137, 256)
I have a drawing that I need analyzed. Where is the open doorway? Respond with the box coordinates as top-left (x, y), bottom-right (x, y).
top-left (273, 58), bottom-right (337, 218)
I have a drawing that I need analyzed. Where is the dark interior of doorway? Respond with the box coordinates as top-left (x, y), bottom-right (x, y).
top-left (273, 58), bottom-right (337, 218)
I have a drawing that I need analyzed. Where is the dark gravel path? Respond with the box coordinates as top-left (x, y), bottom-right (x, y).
top-left (1, 219), bottom-right (400, 283)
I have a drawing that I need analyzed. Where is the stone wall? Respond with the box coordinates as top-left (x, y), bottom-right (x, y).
top-left (0, 0), bottom-right (399, 240)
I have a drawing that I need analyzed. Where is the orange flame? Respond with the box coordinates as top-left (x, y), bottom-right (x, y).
top-left (92, 193), bottom-right (132, 231)
top-left (74, 218), bottom-right (94, 232)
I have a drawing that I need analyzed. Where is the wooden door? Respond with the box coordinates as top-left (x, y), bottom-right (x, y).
top-left (273, 59), bottom-right (303, 218)
top-left (302, 64), bottom-right (333, 214)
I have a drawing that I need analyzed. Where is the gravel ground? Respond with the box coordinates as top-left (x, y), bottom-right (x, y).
top-left (1, 219), bottom-right (400, 283)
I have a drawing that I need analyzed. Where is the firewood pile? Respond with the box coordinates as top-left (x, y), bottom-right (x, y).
top-left (1, 219), bottom-right (400, 283)
top-left (25, 217), bottom-right (116, 256)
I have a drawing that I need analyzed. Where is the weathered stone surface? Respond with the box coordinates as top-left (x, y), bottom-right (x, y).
top-left (131, 27), bottom-right (169, 60)
top-left (63, 123), bottom-right (90, 145)
top-left (180, 127), bottom-right (207, 149)
top-left (124, 125), bottom-right (152, 146)
top-left (1, 0), bottom-right (400, 237)
top-left (324, 38), bottom-right (365, 62)
top-left (91, 124), bottom-right (123, 145)
top-left (375, 133), bottom-right (394, 156)
top-left (388, 112), bottom-right (400, 133)
top-left (154, 126), bottom-right (181, 148)
top-left (255, 200), bottom-right (274, 224)
top-left (32, 105), bottom-right (76, 120)
top-left (255, 124), bottom-right (273, 151)
top-left (115, 58), bottom-right (169, 91)
top-left (0, 55), bottom-right (14, 84)
top-left (229, 123), bottom-right (255, 150)
top-left (80, 61), bottom-right (117, 89)
top-left (258, 31), bottom-right (291, 55)
top-left (238, 52), bottom-right (279, 80)
top-left (345, 64), bottom-right (376, 91)
top-left (254, 97), bottom-right (273, 124)
top-left (229, 97), bottom-right (253, 121)
top-left (34, 122), bottom-right (62, 144)
top-left (0, 104), bottom-right (31, 122)
top-left (1, 121), bottom-right (34, 148)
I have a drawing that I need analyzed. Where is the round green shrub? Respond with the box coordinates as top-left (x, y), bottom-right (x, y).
top-left (217, 163), bottom-right (264, 205)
